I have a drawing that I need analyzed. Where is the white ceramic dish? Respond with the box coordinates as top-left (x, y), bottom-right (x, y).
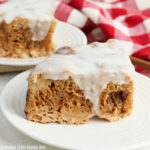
top-left (1, 70), bottom-right (150, 150)
top-left (0, 21), bottom-right (87, 66)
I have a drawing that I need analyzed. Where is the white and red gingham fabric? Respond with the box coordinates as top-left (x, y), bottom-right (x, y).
top-left (0, 0), bottom-right (7, 4)
top-left (0, 0), bottom-right (150, 77)
top-left (52, 0), bottom-right (150, 77)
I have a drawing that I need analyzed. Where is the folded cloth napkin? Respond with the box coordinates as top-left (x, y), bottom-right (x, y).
top-left (53, 0), bottom-right (150, 77)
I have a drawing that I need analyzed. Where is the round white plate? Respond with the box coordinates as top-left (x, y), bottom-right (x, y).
top-left (0, 21), bottom-right (87, 66)
top-left (1, 70), bottom-right (150, 150)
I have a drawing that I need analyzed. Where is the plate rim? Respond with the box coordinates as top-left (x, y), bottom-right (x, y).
top-left (1, 70), bottom-right (150, 150)
top-left (0, 21), bottom-right (87, 66)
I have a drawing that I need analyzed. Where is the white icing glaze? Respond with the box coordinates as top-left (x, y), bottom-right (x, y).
top-left (107, 39), bottom-right (133, 55)
top-left (0, 0), bottom-right (55, 41)
top-left (31, 40), bottom-right (135, 116)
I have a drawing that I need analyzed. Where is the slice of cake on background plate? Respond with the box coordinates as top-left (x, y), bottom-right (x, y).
top-left (24, 40), bottom-right (135, 125)
top-left (0, 0), bottom-right (57, 58)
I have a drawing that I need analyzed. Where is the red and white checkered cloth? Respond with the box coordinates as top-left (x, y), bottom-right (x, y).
top-left (0, 0), bottom-right (150, 77)
top-left (0, 0), bottom-right (7, 4)
top-left (53, 0), bottom-right (150, 77)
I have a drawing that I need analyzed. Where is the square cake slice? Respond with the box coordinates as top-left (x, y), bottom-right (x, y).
top-left (25, 40), bottom-right (135, 124)
top-left (0, 0), bottom-right (57, 58)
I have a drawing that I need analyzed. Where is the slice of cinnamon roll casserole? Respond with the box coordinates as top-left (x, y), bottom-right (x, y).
top-left (0, 0), bottom-right (57, 58)
top-left (25, 40), bottom-right (135, 124)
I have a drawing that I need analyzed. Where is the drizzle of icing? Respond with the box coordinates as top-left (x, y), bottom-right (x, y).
top-left (31, 40), bottom-right (135, 116)
top-left (0, 0), bottom-right (55, 41)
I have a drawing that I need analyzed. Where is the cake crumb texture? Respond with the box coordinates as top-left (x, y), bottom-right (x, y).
top-left (0, 18), bottom-right (56, 58)
top-left (25, 76), bottom-right (134, 124)
top-left (99, 81), bottom-right (134, 121)
top-left (25, 76), bottom-right (93, 125)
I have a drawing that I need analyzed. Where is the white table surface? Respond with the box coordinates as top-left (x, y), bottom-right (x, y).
top-left (0, 72), bottom-right (150, 150)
